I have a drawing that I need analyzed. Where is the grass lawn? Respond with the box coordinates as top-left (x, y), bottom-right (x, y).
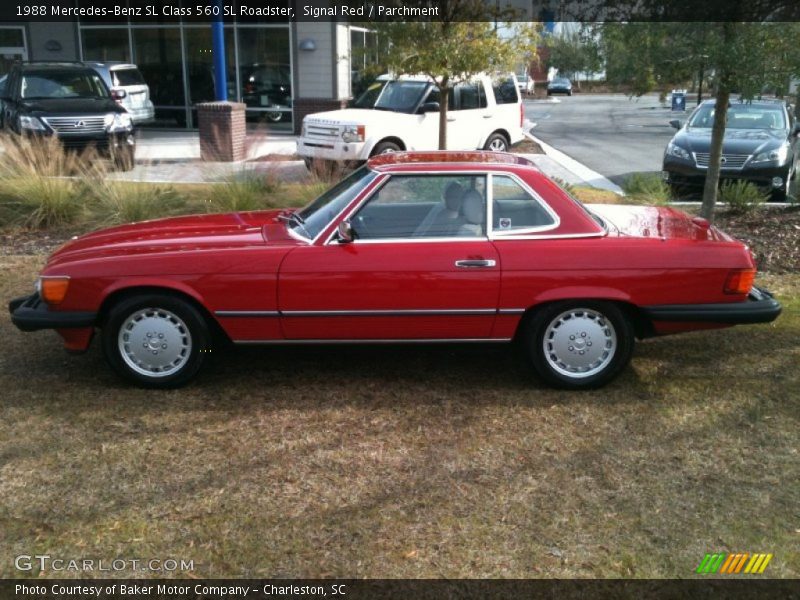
top-left (1, 254), bottom-right (798, 579)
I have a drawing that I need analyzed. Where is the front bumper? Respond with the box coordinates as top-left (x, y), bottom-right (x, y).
top-left (641, 287), bottom-right (782, 325)
top-left (296, 137), bottom-right (369, 161)
top-left (663, 157), bottom-right (790, 190)
top-left (9, 293), bottom-right (96, 332)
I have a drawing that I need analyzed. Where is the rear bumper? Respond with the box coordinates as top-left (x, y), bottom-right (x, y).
top-left (641, 287), bottom-right (782, 325)
top-left (9, 293), bottom-right (96, 332)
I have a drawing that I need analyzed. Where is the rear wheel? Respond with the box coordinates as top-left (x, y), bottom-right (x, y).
top-left (371, 141), bottom-right (401, 156)
top-left (102, 294), bottom-right (210, 388)
top-left (522, 301), bottom-right (635, 389)
top-left (483, 132), bottom-right (510, 152)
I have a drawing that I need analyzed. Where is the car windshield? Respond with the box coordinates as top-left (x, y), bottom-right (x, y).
top-left (292, 166), bottom-right (378, 240)
top-left (689, 104), bottom-right (786, 130)
top-left (21, 70), bottom-right (108, 99)
top-left (373, 80), bottom-right (429, 113)
top-left (553, 78), bottom-right (570, 85)
top-left (352, 80), bottom-right (387, 108)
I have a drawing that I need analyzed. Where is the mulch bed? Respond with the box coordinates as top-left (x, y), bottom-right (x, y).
top-left (714, 205), bottom-right (800, 273)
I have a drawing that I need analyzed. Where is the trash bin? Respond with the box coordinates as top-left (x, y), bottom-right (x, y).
top-left (671, 90), bottom-right (686, 112)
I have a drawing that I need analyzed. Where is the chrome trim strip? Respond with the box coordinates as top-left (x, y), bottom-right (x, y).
top-left (490, 232), bottom-right (606, 240)
top-left (233, 338), bottom-right (512, 345)
top-left (498, 308), bottom-right (526, 315)
top-left (215, 310), bottom-right (280, 318)
top-left (281, 308), bottom-right (497, 317)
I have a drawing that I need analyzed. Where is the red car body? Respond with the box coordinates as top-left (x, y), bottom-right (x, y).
top-left (9, 152), bottom-right (781, 389)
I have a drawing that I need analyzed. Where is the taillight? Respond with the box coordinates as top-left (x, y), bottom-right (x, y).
top-left (723, 269), bottom-right (755, 295)
top-left (40, 276), bottom-right (70, 305)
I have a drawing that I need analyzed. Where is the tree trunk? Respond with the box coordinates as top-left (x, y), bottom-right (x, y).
top-left (699, 86), bottom-right (730, 222)
top-left (438, 82), bottom-right (449, 150)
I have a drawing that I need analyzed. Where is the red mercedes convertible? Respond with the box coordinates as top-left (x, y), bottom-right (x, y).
top-left (9, 152), bottom-right (781, 389)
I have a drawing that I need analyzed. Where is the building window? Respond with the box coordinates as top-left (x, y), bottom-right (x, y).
top-left (350, 28), bottom-right (379, 98)
top-left (237, 27), bottom-right (291, 125)
top-left (81, 29), bottom-right (131, 62)
top-left (133, 28), bottom-right (186, 126)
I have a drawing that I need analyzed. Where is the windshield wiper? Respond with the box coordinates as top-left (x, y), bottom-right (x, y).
top-left (277, 210), bottom-right (311, 238)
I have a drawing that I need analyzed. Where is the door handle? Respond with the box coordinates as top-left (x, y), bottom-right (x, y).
top-left (446, 117), bottom-right (456, 122)
top-left (482, 114), bottom-right (493, 118)
top-left (455, 259), bottom-right (496, 268)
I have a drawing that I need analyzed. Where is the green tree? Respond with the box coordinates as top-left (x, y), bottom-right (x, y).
top-left (369, 1), bottom-right (538, 149)
top-left (546, 28), bottom-right (602, 86)
top-left (600, 22), bottom-right (800, 220)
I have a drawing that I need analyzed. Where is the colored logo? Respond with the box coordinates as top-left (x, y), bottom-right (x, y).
top-left (696, 553), bottom-right (773, 574)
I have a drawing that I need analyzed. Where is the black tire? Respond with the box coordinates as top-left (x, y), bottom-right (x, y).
top-left (303, 157), bottom-right (313, 170)
top-left (370, 141), bottom-right (402, 156)
top-left (112, 145), bottom-right (135, 172)
top-left (568, 91), bottom-right (573, 96)
top-left (770, 168), bottom-right (792, 202)
top-left (483, 132), bottom-right (510, 152)
top-left (522, 300), bottom-right (635, 390)
top-left (102, 294), bottom-right (211, 388)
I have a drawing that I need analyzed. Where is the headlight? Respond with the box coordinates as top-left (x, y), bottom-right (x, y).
top-left (752, 144), bottom-right (788, 164)
top-left (19, 115), bottom-right (46, 131)
top-left (341, 125), bottom-right (365, 143)
top-left (106, 113), bottom-right (132, 131)
top-left (666, 142), bottom-right (691, 160)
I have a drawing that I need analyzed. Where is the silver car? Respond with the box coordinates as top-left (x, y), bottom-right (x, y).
top-left (84, 62), bottom-right (155, 124)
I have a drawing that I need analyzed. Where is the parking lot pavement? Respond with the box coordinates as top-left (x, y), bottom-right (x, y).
top-left (526, 93), bottom-right (678, 184)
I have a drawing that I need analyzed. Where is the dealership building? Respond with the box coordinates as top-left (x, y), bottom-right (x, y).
top-left (0, 17), bottom-right (376, 133)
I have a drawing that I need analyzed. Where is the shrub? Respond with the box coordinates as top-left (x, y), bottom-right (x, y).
top-left (205, 168), bottom-right (283, 213)
top-left (0, 135), bottom-right (105, 229)
top-left (718, 180), bottom-right (767, 214)
top-left (90, 182), bottom-right (187, 226)
top-left (622, 172), bottom-right (671, 205)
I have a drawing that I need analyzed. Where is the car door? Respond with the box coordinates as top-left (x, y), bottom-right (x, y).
top-left (278, 173), bottom-right (502, 340)
top-left (445, 81), bottom-right (490, 150)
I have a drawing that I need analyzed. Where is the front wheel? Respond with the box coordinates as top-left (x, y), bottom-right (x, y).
top-left (483, 132), bottom-right (510, 152)
top-left (522, 301), bottom-right (635, 389)
top-left (102, 294), bottom-right (211, 388)
top-left (112, 145), bottom-right (135, 172)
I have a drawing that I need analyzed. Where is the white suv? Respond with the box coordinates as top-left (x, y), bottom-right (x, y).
top-left (297, 73), bottom-right (524, 165)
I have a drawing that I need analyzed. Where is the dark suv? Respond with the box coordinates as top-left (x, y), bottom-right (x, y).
top-left (0, 62), bottom-right (135, 170)
top-left (663, 98), bottom-right (800, 201)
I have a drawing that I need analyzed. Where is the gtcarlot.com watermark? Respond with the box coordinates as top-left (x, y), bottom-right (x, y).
top-left (15, 554), bottom-right (194, 573)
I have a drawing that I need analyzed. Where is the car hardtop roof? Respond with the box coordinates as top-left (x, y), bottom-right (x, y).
top-left (367, 151), bottom-right (539, 172)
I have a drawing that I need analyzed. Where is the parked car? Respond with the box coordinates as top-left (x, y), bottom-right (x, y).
top-left (516, 74), bottom-right (534, 95)
top-left (9, 151), bottom-right (781, 390)
top-left (547, 77), bottom-right (573, 96)
top-left (0, 62), bottom-right (135, 170)
top-left (663, 98), bottom-right (800, 201)
top-left (240, 63), bottom-right (291, 123)
top-left (297, 73), bottom-right (525, 166)
top-left (84, 62), bottom-right (155, 124)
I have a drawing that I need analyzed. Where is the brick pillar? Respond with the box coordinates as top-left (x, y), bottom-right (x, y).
top-left (197, 101), bottom-right (246, 162)
top-left (292, 98), bottom-right (349, 134)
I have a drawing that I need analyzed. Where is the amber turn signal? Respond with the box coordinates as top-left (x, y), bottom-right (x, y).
top-left (723, 269), bottom-right (755, 295)
top-left (40, 276), bottom-right (70, 305)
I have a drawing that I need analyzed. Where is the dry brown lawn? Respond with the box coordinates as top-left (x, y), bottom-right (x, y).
top-left (1, 254), bottom-right (798, 579)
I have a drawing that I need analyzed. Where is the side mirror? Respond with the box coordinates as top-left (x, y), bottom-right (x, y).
top-left (337, 220), bottom-right (354, 243)
top-left (418, 102), bottom-right (440, 114)
top-left (669, 119), bottom-right (682, 130)
top-left (111, 89), bottom-right (127, 100)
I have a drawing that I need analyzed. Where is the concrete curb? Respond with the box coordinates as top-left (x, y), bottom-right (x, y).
top-left (525, 131), bottom-right (625, 196)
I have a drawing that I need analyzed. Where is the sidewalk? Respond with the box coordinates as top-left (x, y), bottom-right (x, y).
top-left (112, 127), bottom-right (624, 193)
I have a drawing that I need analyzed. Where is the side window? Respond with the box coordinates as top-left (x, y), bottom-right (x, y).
top-left (352, 175), bottom-right (487, 239)
top-left (454, 82), bottom-right (486, 111)
top-left (492, 77), bottom-right (520, 105)
top-left (492, 175), bottom-right (556, 233)
top-left (425, 86), bottom-right (455, 109)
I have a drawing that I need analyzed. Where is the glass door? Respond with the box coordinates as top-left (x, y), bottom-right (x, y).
top-left (0, 27), bottom-right (27, 79)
